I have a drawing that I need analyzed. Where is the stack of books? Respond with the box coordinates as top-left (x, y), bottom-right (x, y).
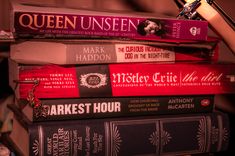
top-left (2, 1), bottom-right (235, 156)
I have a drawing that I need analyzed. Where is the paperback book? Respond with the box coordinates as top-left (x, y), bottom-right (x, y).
top-left (9, 60), bottom-right (235, 99)
top-left (8, 95), bottom-right (214, 122)
top-left (10, 1), bottom-right (208, 41)
top-left (4, 111), bottom-right (230, 156)
top-left (10, 38), bottom-right (219, 64)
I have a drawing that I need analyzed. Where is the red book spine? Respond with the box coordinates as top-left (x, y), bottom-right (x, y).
top-left (10, 62), bottom-right (235, 99)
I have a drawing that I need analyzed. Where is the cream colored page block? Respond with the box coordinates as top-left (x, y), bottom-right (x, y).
top-left (10, 41), bottom-right (67, 64)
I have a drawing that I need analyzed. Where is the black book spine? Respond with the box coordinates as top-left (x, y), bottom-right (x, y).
top-left (34, 95), bottom-right (214, 121)
top-left (29, 111), bottom-right (229, 156)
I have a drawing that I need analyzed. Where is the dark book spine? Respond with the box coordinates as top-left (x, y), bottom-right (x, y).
top-left (28, 111), bottom-right (230, 156)
top-left (32, 95), bottom-right (214, 121)
top-left (12, 8), bottom-right (208, 41)
top-left (12, 63), bottom-right (235, 99)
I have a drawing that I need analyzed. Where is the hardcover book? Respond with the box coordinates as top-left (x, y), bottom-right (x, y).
top-left (10, 1), bottom-right (208, 41)
top-left (10, 38), bottom-right (219, 64)
top-left (9, 60), bottom-right (235, 99)
top-left (8, 95), bottom-right (214, 122)
top-left (5, 111), bottom-right (230, 156)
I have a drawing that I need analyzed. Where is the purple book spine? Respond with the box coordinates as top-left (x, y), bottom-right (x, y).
top-left (14, 11), bottom-right (208, 41)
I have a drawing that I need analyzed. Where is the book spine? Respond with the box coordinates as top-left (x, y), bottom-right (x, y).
top-left (32, 95), bottom-right (214, 121)
top-left (10, 41), bottom-right (218, 64)
top-left (13, 10), bottom-right (208, 41)
top-left (28, 111), bottom-right (230, 156)
top-left (11, 62), bottom-right (235, 99)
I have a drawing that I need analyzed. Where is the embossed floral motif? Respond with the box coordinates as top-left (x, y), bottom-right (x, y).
top-left (32, 139), bottom-right (40, 156)
top-left (161, 130), bottom-right (172, 146)
top-left (196, 119), bottom-right (206, 152)
top-left (149, 131), bottom-right (159, 146)
top-left (111, 125), bottom-right (122, 156)
top-left (222, 127), bottom-right (229, 142)
top-left (149, 130), bottom-right (172, 147)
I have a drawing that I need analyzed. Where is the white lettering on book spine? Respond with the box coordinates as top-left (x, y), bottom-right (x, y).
top-left (48, 102), bottom-right (121, 116)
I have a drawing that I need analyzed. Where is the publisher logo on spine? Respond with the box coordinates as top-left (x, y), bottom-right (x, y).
top-left (200, 99), bottom-right (210, 107)
top-left (190, 27), bottom-right (200, 36)
top-left (32, 139), bottom-right (40, 155)
top-left (80, 73), bottom-right (107, 88)
top-left (226, 75), bottom-right (235, 82)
